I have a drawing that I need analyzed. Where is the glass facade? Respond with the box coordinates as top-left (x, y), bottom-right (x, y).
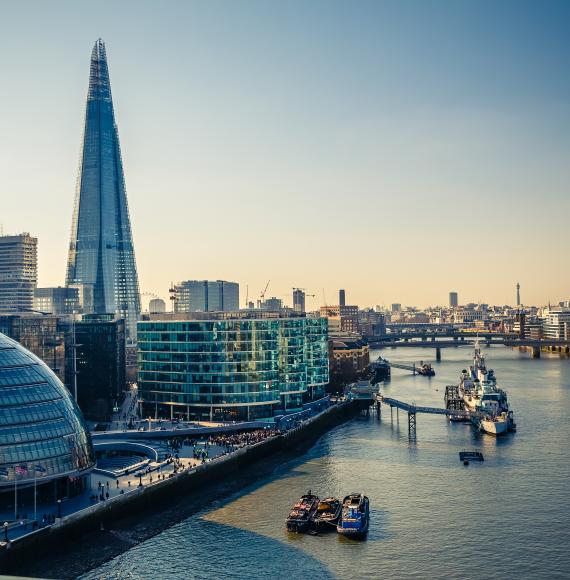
top-left (138, 316), bottom-right (329, 420)
top-left (66, 39), bottom-right (141, 342)
top-left (0, 333), bottom-right (95, 489)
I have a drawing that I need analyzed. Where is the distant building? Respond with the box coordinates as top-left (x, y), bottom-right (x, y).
top-left (61, 314), bottom-right (126, 422)
top-left (320, 305), bottom-right (359, 334)
top-left (516, 283), bottom-right (521, 307)
top-left (34, 287), bottom-right (79, 315)
top-left (137, 311), bottom-right (328, 420)
top-left (149, 297), bottom-right (166, 313)
top-left (339, 289), bottom-right (346, 307)
top-left (358, 309), bottom-right (386, 336)
top-left (391, 303), bottom-right (401, 313)
top-left (449, 292), bottom-right (458, 308)
top-left (0, 233), bottom-right (37, 312)
top-left (262, 296), bottom-right (283, 311)
top-left (293, 289), bottom-right (306, 313)
top-left (174, 280), bottom-right (239, 312)
top-left (543, 308), bottom-right (570, 340)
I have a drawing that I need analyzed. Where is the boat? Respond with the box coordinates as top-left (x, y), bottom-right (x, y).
top-left (455, 342), bottom-right (516, 435)
top-left (477, 411), bottom-right (512, 435)
top-left (416, 362), bottom-right (435, 376)
top-left (337, 493), bottom-right (369, 539)
top-left (286, 492), bottom-right (319, 533)
top-left (311, 497), bottom-right (342, 531)
top-left (459, 450), bottom-right (484, 461)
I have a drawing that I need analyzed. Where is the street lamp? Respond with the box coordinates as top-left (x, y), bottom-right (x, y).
top-left (3, 522), bottom-right (8, 542)
top-left (57, 499), bottom-right (62, 519)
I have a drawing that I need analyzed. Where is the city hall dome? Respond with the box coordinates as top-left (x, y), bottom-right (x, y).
top-left (0, 332), bottom-right (95, 489)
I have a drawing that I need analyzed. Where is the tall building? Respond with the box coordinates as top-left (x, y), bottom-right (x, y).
top-left (0, 233), bottom-right (37, 313)
top-left (391, 303), bottom-right (401, 313)
top-left (34, 287), bottom-right (79, 315)
top-left (449, 292), bottom-right (458, 308)
top-left (516, 283), bottom-right (521, 307)
top-left (339, 289), bottom-right (346, 307)
top-left (66, 39), bottom-right (141, 342)
top-left (61, 314), bottom-right (126, 421)
top-left (173, 280), bottom-right (239, 312)
top-left (293, 288), bottom-right (306, 313)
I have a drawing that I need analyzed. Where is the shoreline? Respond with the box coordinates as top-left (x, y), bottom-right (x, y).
top-left (1, 400), bottom-right (363, 579)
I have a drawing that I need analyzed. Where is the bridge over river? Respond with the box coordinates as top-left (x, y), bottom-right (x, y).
top-left (366, 335), bottom-right (570, 360)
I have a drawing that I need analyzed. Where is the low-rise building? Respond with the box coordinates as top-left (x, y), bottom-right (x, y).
top-left (34, 286), bottom-right (80, 315)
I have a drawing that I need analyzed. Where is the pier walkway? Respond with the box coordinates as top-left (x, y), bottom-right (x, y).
top-left (376, 395), bottom-right (469, 432)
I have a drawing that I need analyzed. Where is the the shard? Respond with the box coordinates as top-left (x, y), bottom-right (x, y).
top-left (66, 39), bottom-right (141, 342)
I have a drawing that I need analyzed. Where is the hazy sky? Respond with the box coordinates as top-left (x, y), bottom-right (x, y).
top-left (1, 0), bottom-right (569, 310)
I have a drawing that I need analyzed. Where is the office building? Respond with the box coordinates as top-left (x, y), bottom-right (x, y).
top-left (391, 303), bottom-right (401, 313)
top-left (173, 280), bottom-right (239, 313)
top-left (319, 305), bottom-right (359, 334)
top-left (137, 312), bottom-right (329, 421)
top-left (66, 40), bottom-right (141, 342)
top-left (61, 314), bottom-right (126, 421)
top-left (339, 289), bottom-right (346, 307)
top-left (543, 308), bottom-right (570, 340)
top-left (516, 283), bottom-right (521, 307)
top-left (0, 313), bottom-right (66, 383)
top-left (34, 287), bottom-right (80, 315)
top-left (0, 333), bottom-right (95, 503)
top-left (449, 292), bottom-right (458, 308)
top-left (358, 309), bottom-right (386, 336)
top-left (0, 233), bottom-right (37, 313)
top-left (148, 298), bottom-right (166, 313)
top-left (293, 289), bottom-right (306, 313)
top-left (262, 297), bottom-right (283, 311)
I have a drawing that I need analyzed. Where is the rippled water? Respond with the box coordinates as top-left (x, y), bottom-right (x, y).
top-left (84, 346), bottom-right (570, 579)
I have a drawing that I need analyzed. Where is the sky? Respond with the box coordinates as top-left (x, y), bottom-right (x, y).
top-left (1, 0), bottom-right (569, 310)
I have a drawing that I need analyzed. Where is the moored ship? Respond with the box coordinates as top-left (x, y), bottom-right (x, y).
top-left (311, 497), bottom-right (342, 531)
top-left (454, 342), bottom-right (516, 435)
top-left (337, 493), bottom-right (369, 539)
top-left (286, 492), bottom-right (319, 533)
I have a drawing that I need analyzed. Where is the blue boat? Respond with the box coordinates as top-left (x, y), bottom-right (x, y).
top-left (337, 493), bottom-right (369, 539)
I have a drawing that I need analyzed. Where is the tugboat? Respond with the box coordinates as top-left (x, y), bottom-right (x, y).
top-left (337, 493), bottom-right (369, 539)
top-left (286, 491), bottom-right (319, 533)
top-left (416, 362), bottom-right (435, 376)
top-left (311, 497), bottom-right (342, 532)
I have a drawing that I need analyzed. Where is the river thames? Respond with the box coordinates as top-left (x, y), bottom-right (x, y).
top-left (83, 346), bottom-right (569, 579)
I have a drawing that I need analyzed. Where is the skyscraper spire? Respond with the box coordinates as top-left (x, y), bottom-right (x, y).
top-left (66, 39), bottom-right (141, 342)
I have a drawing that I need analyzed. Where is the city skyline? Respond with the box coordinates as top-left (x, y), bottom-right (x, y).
top-left (1, 1), bottom-right (569, 308)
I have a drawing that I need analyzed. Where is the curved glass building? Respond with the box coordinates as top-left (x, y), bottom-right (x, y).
top-left (0, 333), bottom-right (95, 496)
top-left (138, 314), bottom-right (329, 420)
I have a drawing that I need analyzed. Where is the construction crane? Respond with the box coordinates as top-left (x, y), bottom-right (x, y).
top-left (257, 280), bottom-right (271, 309)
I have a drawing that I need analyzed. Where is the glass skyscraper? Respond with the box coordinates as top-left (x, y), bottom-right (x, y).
top-left (66, 39), bottom-right (141, 342)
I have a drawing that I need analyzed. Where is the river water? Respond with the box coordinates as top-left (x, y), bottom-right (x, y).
top-left (83, 346), bottom-right (569, 579)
